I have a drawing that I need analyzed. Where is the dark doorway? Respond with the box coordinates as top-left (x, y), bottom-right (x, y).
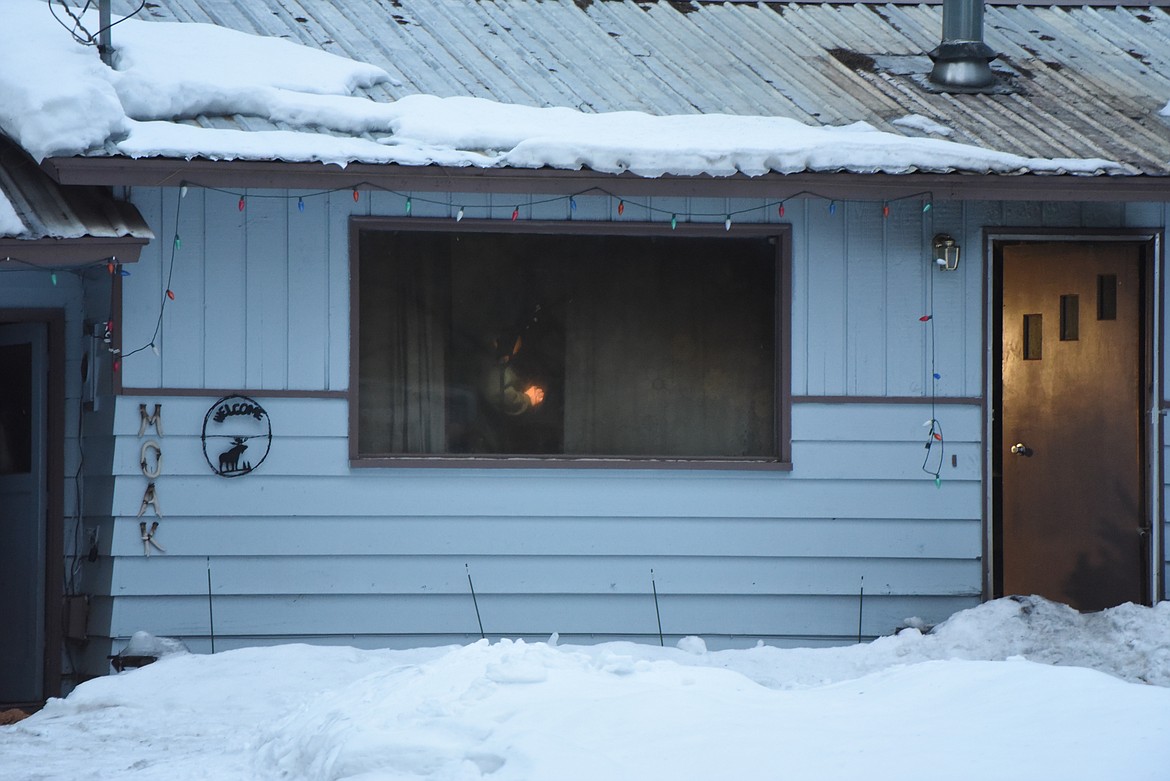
top-left (995, 241), bottom-right (1150, 611)
top-left (0, 314), bottom-right (63, 705)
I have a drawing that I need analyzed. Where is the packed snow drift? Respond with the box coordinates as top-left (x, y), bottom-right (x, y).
top-left (3, 597), bottom-right (1168, 781)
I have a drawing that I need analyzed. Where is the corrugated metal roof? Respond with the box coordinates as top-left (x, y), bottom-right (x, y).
top-left (105, 0), bottom-right (1170, 175)
top-left (0, 133), bottom-right (153, 244)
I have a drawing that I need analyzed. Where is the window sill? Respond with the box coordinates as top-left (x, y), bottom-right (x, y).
top-left (349, 455), bottom-right (794, 471)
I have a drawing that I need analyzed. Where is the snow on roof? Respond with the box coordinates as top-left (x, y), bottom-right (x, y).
top-left (0, 0), bottom-right (1131, 178)
top-left (0, 133), bottom-right (154, 242)
top-left (0, 190), bottom-right (25, 238)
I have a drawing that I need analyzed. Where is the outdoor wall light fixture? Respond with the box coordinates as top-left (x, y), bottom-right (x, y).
top-left (932, 234), bottom-right (960, 271)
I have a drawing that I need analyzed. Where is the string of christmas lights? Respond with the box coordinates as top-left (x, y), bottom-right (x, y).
top-left (188, 181), bottom-right (936, 228)
top-left (2, 182), bottom-right (940, 376)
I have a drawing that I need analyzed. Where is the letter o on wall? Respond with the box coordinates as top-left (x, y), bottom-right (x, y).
top-left (140, 439), bottom-right (163, 479)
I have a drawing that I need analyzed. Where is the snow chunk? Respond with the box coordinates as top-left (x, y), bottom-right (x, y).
top-left (0, 190), bottom-right (26, 237)
top-left (368, 95), bottom-right (1127, 177)
top-left (892, 113), bottom-right (954, 137)
top-left (0, 2), bottom-right (126, 160)
top-left (118, 630), bottom-right (189, 661)
top-left (109, 17), bottom-right (394, 121)
top-left (676, 636), bottom-right (708, 655)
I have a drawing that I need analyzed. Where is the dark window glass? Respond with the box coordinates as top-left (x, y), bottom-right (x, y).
top-left (1098, 274), bottom-right (1117, 320)
top-left (0, 343), bottom-right (32, 474)
top-left (1023, 314), bottom-right (1043, 361)
top-left (1060, 295), bottom-right (1079, 341)
top-left (357, 229), bottom-right (780, 460)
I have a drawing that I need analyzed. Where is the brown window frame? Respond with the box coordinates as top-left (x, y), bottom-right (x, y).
top-left (348, 217), bottom-right (792, 470)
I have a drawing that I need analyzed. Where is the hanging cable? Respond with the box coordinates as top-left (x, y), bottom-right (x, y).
top-left (921, 247), bottom-right (945, 485)
top-left (47, 0), bottom-right (147, 48)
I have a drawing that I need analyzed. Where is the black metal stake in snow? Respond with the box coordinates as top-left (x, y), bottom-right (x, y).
top-left (466, 564), bottom-right (485, 640)
top-left (651, 569), bottom-right (664, 647)
top-left (857, 576), bottom-right (865, 644)
top-left (207, 556), bottom-right (217, 654)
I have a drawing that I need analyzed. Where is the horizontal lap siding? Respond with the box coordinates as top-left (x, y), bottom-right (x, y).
top-left (94, 396), bottom-right (983, 655)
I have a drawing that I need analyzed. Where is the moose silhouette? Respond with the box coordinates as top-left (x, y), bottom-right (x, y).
top-left (218, 437), bottom-right (248, 474)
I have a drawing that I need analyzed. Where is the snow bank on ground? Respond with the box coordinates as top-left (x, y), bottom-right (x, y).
top-left (0, 0), bottom-right (1126, 176)
top-left (2, 598), bottom-right (1168, 781)
top-left (707, 595), bottom-right (1170, 690)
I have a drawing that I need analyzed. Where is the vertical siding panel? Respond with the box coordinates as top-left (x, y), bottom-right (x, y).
top-left (411, 192), bottom-right (447, 219)
top-left (530, 191), bottom-right (570, 221)
top-left (286, 193), bottom-right (329, 390)
top-left (1081, 201), bottom-right (1124, 228)
top-left (804, 198), bottom-right (847, 395)
top-left (844, 201), bottom-right (885, 394)
top-left (326, 190), bottom-right (368, 391)
top-left (485, 192), bottom-right (513, 221)
top-left (789, 199), bottom-right (808, 396)
top-left (609, 192), bottom-right (646, 222)
top-left (163, 188), bottom-right (206, 388)
top-left (572, 194), bottom-right (609, 222)
top-left (688, 196), bottom-right (726, 229)
top-left (922, 200), bottom-right (966, 397)
top-left (122, 189), bottom-right (164, 388)
top-left (1001, 200), bottom-right (1042, 226)
top-left (368, 188), bottom-right (403, 217)
top-left (884, 198), bottom-right (926, 396)
top-left (729, 196), bottom-right (768, 226)
top-left (451, 192), bottom-right (491, 222)
top-left (246, 194), bottom-right (289, 388)
top-left (652, 195), bottom-right (687, 228)
top-left (1122, 201), bottom-right (1164, 228)
top-left (1040, 201), bottom-right (1082, 228)
top-left (203, 188), bottom-right (248, 389)
top-left (962, 200), bottom-right (1001, 396)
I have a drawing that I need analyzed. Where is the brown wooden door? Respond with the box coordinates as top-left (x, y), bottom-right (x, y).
top-left (1000, 242), bottom-right (1146, 611)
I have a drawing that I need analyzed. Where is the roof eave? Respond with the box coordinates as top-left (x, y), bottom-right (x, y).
top-left (0, 235), bottom-right (150, 267)
top-left (42, 156), bottom-right (1170, 204)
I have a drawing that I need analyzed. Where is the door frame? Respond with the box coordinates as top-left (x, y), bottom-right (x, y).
top-left (984, 229), bottom-right (1164, 607)
top-left (0, 309), bottom-right (65, 704)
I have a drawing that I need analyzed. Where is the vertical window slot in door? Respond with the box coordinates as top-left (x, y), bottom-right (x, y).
top-left (1060, 294), bottom-right (1079, 341)
top-left (1098, 274), bottom-right (1117, 320)
top-left (1024, 314), bottom-right (1043, 360)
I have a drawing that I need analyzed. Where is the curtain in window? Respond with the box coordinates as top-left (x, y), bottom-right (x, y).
top-left (563, 243), bottom-right (775, 458)
top-left (359, 238), bottom-right (447, 454)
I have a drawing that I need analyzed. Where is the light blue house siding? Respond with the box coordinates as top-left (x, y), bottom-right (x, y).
top-left (70, 188), bottom-right (1168, 669)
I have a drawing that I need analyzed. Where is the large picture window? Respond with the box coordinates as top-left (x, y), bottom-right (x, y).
top-left (351, 219), bottom-right (789, 466)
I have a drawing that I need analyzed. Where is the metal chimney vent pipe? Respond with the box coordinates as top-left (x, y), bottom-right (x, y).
top-left (928, 0), bottom-right (997, 90)
top-left (99, 0), bottom-right (113, 65)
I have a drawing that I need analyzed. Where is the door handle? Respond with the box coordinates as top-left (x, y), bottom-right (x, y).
top-left (1010, 443), bottom-right (1032, 456)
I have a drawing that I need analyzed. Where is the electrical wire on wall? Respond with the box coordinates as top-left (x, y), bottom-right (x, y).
top-left (921, 238), bottom-right (945, 487)
top-left (120, 189), bottom-right (183, 362)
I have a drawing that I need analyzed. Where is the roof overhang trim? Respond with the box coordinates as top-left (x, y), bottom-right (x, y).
top-left (0, 235), bottom-right (149, 267)
top-left (43, 156), bottom-right (1170, 204)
